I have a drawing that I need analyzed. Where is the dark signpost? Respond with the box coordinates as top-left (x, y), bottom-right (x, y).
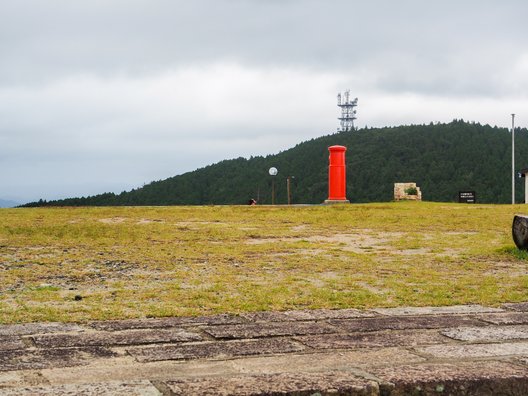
top-left (459, 191), bottom-right (476, 204)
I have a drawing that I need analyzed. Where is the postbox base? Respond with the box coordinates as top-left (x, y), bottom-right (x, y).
top-left (323, 199), bottom-right (350, 204)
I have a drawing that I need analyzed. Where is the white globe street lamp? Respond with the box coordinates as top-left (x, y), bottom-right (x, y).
top-left (269, 167), bottom-right (278, 204)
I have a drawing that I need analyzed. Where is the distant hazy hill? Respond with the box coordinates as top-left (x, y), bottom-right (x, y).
top-left (23, 120), bottom-right (528, 206)
top-left (0, 199), bottom-right (19, 208)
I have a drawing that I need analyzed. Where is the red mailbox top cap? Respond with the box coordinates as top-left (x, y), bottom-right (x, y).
top-left (328, 145), bottom-right (347, 152)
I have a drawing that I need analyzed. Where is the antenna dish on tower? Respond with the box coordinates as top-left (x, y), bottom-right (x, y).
top-left (337, 90), bottom-right (358, 132)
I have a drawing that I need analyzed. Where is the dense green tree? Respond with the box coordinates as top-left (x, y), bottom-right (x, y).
top-left (22, 121), bottom-right (528, 207)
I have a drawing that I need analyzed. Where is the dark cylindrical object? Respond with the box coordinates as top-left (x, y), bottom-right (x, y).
top-left (512, 215), bottom-right (528, 250)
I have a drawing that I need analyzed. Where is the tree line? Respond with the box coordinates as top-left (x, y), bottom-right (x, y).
top-left (22, 120), bottom-right (528, 207)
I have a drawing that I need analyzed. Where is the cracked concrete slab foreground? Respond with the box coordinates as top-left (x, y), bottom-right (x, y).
top-left (161, 372), bottom-right (381, 396)
top-left (1, 303), bottom-right (528, 395)
top-left (0, 380), bottom-right (163, 396)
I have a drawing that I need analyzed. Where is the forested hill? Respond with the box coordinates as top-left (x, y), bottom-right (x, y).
top-left (24, 120), bottom-right (528, 206)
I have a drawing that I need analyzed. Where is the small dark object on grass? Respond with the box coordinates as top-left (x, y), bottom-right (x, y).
top-left (248, 199), bottom-right (257, 205)
top-left (74, 295), bottom-right (83, 301)
top-left (512, 215), bottom-right (528, 250)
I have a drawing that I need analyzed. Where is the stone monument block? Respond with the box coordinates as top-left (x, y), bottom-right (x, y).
top-left (394, 182), bottom-right (422, 201)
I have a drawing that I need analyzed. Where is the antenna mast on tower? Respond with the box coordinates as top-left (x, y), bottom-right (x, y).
top-left (337, 90), bottom-right (358, 132)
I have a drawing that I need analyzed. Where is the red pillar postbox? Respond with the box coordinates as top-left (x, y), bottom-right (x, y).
top-left (325, 145), bottom-right (349, 204)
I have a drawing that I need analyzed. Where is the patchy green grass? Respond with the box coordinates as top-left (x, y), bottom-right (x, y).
top-left (498, 246), bottom-right (528, 260)
top-left (0, 201), bottom-right (527, 324)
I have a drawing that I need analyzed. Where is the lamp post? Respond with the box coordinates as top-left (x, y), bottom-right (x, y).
top-left (512, 114), bottom-right (516, 205)
top-left (269, 167), bottom-right (278, 205)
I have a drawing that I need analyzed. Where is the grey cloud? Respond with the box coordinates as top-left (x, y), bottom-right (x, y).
top-left (1, 0), bottom-right (527, 95)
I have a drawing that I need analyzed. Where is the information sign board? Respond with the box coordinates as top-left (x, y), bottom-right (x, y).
top-left (459, 191), bottom-right (476, 203)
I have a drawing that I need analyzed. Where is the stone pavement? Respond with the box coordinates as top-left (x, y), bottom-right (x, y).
top-left (2, 303), bottom-right (528, 395)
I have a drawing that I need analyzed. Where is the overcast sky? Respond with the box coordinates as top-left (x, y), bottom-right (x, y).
top-left (1, 0), bottom-right (527, 203)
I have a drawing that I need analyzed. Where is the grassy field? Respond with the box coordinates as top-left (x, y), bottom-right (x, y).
top-left (0, 201), bottom-right (527, 324)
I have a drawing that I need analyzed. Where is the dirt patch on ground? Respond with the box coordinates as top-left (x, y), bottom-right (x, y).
top-left (175, 221), bottom-right (226, 226)
top-left (388, 248), bottom-right (431, 255)
top-left (297, 249), bottom-right (326, 256)
top-left (308, 271), bottom-right (340, 287)
top-left (356, 281), bottom-right (387, 295)
top-left (305, 233), bottom-right (402, 254)
top-left (136, 219), bottom-right (165, 225)
top-left (98, 217), bottom-right (127, 224)
top-left (291, 225), bottom-right (309, 232)
top-left (482, 260), bottom-right (528, 277)
top-left (247, 232), bottom-right (404, 254)
top-left (244, 231), bottom-right (470, 258)
top-left (445, 231), bottom-right (479, 235)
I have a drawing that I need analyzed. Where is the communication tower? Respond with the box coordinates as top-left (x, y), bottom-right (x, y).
top-left (337, 90), bottom-right (358, 132)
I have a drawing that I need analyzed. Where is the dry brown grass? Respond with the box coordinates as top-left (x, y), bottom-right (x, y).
top-left (0, 202), bottom-right (526, 324)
